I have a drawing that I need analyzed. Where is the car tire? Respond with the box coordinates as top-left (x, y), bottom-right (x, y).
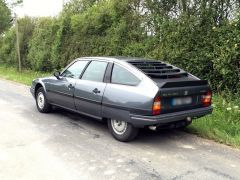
top-left (108, 119), bottom-right (139, 142)
top-left (36, 87), bottom-right (52, 113)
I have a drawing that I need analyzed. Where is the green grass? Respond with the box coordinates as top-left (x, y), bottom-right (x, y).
top-left (0, 65), bottom-right (50, 86)
top-left (0, 65), bottom-right (239, 148)
top-left (186, 95), bottom-right (240, 148)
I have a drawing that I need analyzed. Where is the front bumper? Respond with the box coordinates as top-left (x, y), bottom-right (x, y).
top-left (130, 106), bottom-right (213, 127)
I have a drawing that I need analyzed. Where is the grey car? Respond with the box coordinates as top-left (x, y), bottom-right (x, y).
top-left (30, 57), bottom-right (213, 141)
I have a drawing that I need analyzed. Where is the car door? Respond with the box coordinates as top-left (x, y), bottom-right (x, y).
top-left (46, 60), bottom-right (89, 109)
top-left (74, 60), bottom-right (108, 118)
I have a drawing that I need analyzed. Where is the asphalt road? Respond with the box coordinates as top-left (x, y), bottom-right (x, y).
top-left (0, 79), bottom-right (240, 180)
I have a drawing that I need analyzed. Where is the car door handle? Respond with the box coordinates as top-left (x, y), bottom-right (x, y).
top-left (92, 88), bottom-right (100, 94)
top-left (68, 84), bottom-right (75, 89)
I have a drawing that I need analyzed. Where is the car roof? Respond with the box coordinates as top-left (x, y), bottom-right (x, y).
top-left (77, 56), bottom-right (192, 80)
top-left (79, 56), bottom-right (155, 63)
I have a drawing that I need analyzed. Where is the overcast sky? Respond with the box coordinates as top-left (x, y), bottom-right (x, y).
top-left (12, 0), bottom-right (69, 17)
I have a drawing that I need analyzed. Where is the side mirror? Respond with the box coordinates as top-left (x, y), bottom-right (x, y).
top-left (53, 71), bottom-right (61, 79)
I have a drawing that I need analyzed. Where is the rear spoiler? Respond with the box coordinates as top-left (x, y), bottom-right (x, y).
top-left (162, 80), bottom-right (208, 88)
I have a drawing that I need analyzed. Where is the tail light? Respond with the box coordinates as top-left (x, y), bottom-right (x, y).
top-left (201, 90), bottom-right (212, 107)
top-left (152, 97), bottom-right (161, 115)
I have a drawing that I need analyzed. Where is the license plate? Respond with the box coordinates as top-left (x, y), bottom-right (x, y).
top-left (171, 97), bottom-right (192, 106)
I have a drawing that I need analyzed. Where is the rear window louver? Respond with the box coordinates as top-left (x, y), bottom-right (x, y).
top-left (162, 80), bottom-right (208, 88)
top-left (129, 61), bottom-right (188, 79)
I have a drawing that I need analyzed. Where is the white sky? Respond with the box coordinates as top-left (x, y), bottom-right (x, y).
top-left (12, 0), bottom-right (69, 17)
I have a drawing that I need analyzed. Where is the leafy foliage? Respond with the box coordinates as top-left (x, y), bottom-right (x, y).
top-left (0, 0), bottom-right (11, 35)
top-left (0, 27), bottom-right (16, 66)
top-left (27, 18), bottom-right (58, 71)
top-left (0, 0), bottom-right (240, 94)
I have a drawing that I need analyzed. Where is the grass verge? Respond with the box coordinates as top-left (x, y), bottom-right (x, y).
top-left (0, 65), bottom-right (239, 148)
top-left (186, 95), bottom-right (240, 148)
top-left (0, 65), bottom-right (50, 86)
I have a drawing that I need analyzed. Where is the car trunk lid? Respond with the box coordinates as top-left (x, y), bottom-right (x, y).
top-left (158, 80), bottom-right (211, 114)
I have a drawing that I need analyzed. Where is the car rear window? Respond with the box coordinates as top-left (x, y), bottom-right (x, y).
top-left (111, 64), bottom-right (140, 86)
top-left (128, 61), bottom-right (188, 79)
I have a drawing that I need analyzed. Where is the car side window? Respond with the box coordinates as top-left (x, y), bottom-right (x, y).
top-left (61, 61), bottom-right (89, 78)
top-left (81, 61), bottom-right (108, 82)
top-left (111, 64), bottom-right (140, 86)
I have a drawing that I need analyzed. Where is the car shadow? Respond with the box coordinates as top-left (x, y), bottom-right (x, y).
top-left (50, 106), bottom-right (188, 144)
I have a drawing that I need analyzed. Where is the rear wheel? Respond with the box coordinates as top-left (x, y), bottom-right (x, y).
top-left (108, 119), bottom-right (139, 142)
top-left (36, 87), bottom-right (52, 113)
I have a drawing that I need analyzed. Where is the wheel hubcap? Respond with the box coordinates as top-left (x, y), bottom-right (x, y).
top-left (37, 92), bottom-right (45, 109)
top-left (111, 119), bottom-right (127, 135)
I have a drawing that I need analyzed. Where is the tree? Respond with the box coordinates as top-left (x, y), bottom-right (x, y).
top-left (62, 0), bottom-right (99, 16)
top-left (0, 0), bottom-right (11, 35)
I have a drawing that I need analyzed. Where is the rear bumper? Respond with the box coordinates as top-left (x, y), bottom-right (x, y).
top-left (130, 106), bottom-right (213, 127)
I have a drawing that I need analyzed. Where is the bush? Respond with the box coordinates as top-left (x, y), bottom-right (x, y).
top-left (0, 17), bottom-right (35, 69)
top-left (27, 17), bottom-right (59, 71)
top-left (0, 28), bottom-right (17, 67)
top-left (0, 0), bottom-right (239, 94)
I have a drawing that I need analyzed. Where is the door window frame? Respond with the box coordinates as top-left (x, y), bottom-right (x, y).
top-left (60, 59), bottom-right (91, 79)
top-left (80, 60), bottom-right (109, 83)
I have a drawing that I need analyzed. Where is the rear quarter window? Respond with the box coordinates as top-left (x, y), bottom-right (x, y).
top-left (111, 64), bottom-right (140, 86)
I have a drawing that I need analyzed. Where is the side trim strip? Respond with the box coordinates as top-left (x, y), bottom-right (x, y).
top-left (102, 102), bottom-right (150, 114)
top-left (74, 96), bottom-right (101, 105)
top-left (50, 102), bottom-right (102, 120)
top-left (75, 96), bottom-right (150, 114)
top-left (47, 89), bottom-right (73, 98)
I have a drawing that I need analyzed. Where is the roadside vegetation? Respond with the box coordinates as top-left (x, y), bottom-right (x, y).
top-left (0, 64), bottom-right (49, 85)
top-left (0, 0), bottom-right (239, 147)
top-left (188, 96), bottom-right (240, 148)
top-left (1, 0), bottom-right (240, 94)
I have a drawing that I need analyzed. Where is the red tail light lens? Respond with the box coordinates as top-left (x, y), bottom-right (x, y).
top-left (201, 90), bottom-right (212, 107)
top-left (152, 97), bottom-right (161, 115)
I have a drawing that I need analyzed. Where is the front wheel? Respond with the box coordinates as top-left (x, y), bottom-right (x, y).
top-left (108, 119), bottom-right (139, 142)
top-left (36, 87), bottom-right (52, 113)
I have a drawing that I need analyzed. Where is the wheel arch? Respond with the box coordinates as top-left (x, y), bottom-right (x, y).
top-left (34, 82), bottom-right (46, 98)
